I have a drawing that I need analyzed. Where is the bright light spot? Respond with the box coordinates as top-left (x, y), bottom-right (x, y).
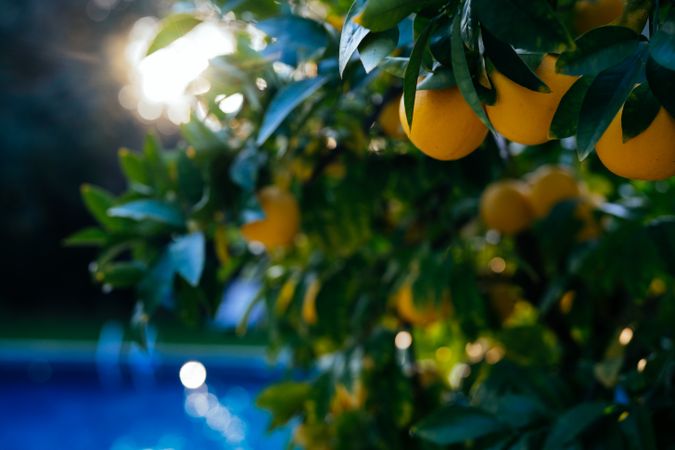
top-left (121, 18), bottom-right (235, 124)
top-left (618, 411), bottom-right (630, 422)
top-left (637, 358), bottom-right (647, 373)
top-left (448, 363), bottom-right (471, 388)
top-left (395, 331), bottom-right (413, 350)
top-left (465, 341), bottom-right (486, 363)
top-left (435, 346), bottom-right (452, 363)
top-left (489, 257), bottom-right (506, 274)
top-left (619, 327), bottom-right (634, 346)
top-left (255, 77), bottom-right (268, 90)
top-left (216, 93), bottom-right (244, 114)
top-left (179, 361), bottom-right (207, 389)
top-left (485, 346), bottom-right (505, 364)
top-left (326, 136), bottom-right (337, 149)
top-left (485, 230), bottom-right (501, 245)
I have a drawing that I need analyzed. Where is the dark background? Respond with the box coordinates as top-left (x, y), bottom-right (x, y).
top-left (0, 0), bottom-right (167, 323)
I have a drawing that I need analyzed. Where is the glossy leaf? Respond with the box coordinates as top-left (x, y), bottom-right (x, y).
top-left (621, 83), bottom-right (660, 142)
top-left (339, 0), bottom-right (369, 77)
top-left (549, 76), bottom-right (594, 139)
top-left (108, 199), bottom-right (185, 227)
top-left (649, 7), bottom-right (675, 71)
top-left (646, 56), bottom-right (675, 117)
top-left (257, 15), bottom-right (329, 66)
top-left (358, 0), bottom-right (440, 33)
top-left (451, 13), bottom-right (492, 130)
top-left (358, 27), bottom-right (399, 73)
top-left (64, 227), bottom-right (108, 247)
top-left (413, 405), bottom-right (508, 445)
top-left (256, 381), bottom-right (312, 429)
top-left (146, 13), bottom-right (202, 56)
top-left (576, 45), bottom-right (648, 160)
top-left (473, 0), bottom-right (573, 53)
top-left (482, 27), bottom-right (549, 93)
top-left (417, 66), bottom-right (456, 90)
top-left (556, 26), bottom-right (640, 76)
top-left (169, 232), bottom-right (205, 287)
top-left (98, 262), bottom-right (146, 288)
top-left (543, 402), bottom-right (610, 450)
top-left (81, 184), bottom-right (118, 230)
top-left (403, 21), bottom-right (435, 127)
top-left (256, 76), bottom-right (328, 145)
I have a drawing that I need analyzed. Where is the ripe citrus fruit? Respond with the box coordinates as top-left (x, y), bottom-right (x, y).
top-left (240, 186), bottom-right (300, 249)
top-left (574, 0), bottom-right (624, 34)
top-left (393, 282), bottom-right (451, 327)
top-left (574, 198), bottom-right (602, 241)
top-left (399, 88), bottom-right (488, 160)
top-left (378, 96), bottom-right (406, 139)
top-left (527, 165), bottom-right (580, 218)
top-left (596, 107), bottom-right (675, 180)
top-left (486, 55), bottom-right (577, 145)
top-left (480, 180), bottom-right (534, 235)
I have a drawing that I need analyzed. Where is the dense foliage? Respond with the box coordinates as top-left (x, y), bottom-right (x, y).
top-left (70, 0), bottom-right (675, 448)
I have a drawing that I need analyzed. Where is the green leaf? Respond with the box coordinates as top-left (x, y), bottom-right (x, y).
top-left (417, 66), bottom-right (457, 90)
top-left (495, 394), bottom-right (548, 429)
top-left (146, 13), bottom-right (202, 56)
top-left (549, 76), bottom-right (594, 139)
top-left (556, 26), bottom-right (640, 76)
top-left (118, 148), bottom-right (150, 188)
top-left (380, 56), bottom-right (408, 77)
top-left (138, 250), bottom-right (175, 312)
top-left (256, 15), bottom-right (329, 66)
top-left (403, 20), bottom-right (435, 127)
top-left (168, 232), bottom-right (205, 287)
top-left (619, 405), bottom-right (657, 450)
top-left (339, 0), bottom-right (369, 77)
top-left (97, 262), bottom-right (146, 288)
top-left (256, 381), bottom-right (312, 429)
top-left (413, 405), bottom-right (508, 445)
top-left (142, 134), bottom-right (171, 195)
top-left (80, 184), bottom-right (117, 229)
top-left (358, 0), bottom-right (439, 33)
top-left (108, 200), bottom-right (185, 227)
top-left (647, 216), bottom-right (675, 274)
top-left (621, 83), bottom-right (660, 142)
top-left (482, 27), bottom-right (549, 93)
top-left (358, 27), bottom-right (399, 73)
top-left (649, 7), bottom-right (675, 71)
top-left (576, 45), bottom-right (648, 160)
top-left (451, 13), bottom-right (492, 130)
top-left (63, 227), bottom-right (108, 247)
top-left (256, 76), bottom-right (328, 145)
top-left (230, 146), bottom-right (264, 191)
top-left (543, 402), bottom-right (610, 450)
top-left (473, 0), bottom-right (573, 53)
top-left (646, 56), bottom-right (675, 117)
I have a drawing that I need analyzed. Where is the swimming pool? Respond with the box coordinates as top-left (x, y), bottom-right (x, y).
top-left (0, 338), bottom-right (292, 450)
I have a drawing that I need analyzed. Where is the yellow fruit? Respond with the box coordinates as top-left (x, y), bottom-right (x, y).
top-left (240, 186), bottom-right (300, 249)
top-left (487, 283), bottom-right (520, 322)
top-left (302, 278), bottom-right (321, 325)
top-left (379, 96), bottom-right (406, 139)
top-left (480, 180), bottom-right (534, 235)
top-left (527, 166), bottom-right (580, 218)
top-left (393, 282), bottom-right (451, 327)
top-left (574, 198), bottom-right (602, 241)
top-left (596, 108), bottom-right (675, 181)
top-left (330, 383), bottom-right (364, 415)
top-left (399, 88), bottom-right (488, 160)
top-left (486, 55), bottom-right (578, 145)
top-left (574, 0), bottom-right (624, 34)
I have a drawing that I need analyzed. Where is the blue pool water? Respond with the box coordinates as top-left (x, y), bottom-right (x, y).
top-left (0, 342), bottom-right (292, 450)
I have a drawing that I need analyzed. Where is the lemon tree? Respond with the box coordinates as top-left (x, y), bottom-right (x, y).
top-left (70, 0), bottom-right (675, 448)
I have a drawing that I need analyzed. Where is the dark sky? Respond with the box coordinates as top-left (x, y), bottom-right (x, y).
top-left (0, 0), bottom-right (163, 319)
